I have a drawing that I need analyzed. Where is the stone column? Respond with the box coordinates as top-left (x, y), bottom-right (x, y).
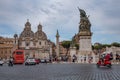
top-left (56, 30), bottom-right (60, 57)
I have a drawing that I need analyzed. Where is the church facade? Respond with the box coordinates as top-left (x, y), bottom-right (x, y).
top-left (18, 20), bottom-right (53, 59)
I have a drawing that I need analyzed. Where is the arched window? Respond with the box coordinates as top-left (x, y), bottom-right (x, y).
top-left (39, 42), bottom-right (41, 45)
top-left (26, 43), bottom-right (29, 46)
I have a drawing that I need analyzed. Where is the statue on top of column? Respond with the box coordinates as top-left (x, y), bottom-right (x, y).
top-left (78, 7), bottom-right (91, 32)
top-left (78, 8), bottom-right (87, 18)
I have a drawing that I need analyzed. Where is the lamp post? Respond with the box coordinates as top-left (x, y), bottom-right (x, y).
top-left (14, 34), bottom-right (18, 50)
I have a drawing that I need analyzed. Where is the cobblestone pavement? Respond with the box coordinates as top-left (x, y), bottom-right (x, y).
top-left (0, 63), bottom-right (120, 80)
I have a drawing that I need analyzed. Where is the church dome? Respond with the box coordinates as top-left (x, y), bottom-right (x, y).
top-left (25, 19), bottom-right (31, 27)
top-left (42, 32), bottom-right (47, 40)
top-left (20, 30), bottom-right (34, 38)
top-left (34, 24), bottom-right (47, 40)
top-left (19, 19), bottom-right (34, 38)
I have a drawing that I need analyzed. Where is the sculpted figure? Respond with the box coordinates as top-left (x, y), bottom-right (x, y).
top-left (78, 7), bottom-right (91, 32)
top-left (78, 8), bottom-right (87, 18)
top-left (78, 7), bottom-right (88, 20)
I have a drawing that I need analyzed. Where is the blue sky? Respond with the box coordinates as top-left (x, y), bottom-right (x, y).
top-left (0, 0), bottom-right (120, 44)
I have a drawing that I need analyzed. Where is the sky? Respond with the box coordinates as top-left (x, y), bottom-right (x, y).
top-left (0, 0), bottom-right (120, 44)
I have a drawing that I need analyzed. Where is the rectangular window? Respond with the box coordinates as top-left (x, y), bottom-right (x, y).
top-left (16, 52), bottom-right (23, 55)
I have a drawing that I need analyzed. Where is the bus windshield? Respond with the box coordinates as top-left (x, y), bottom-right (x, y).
top-left (16, 51), bottom-right (23, 55)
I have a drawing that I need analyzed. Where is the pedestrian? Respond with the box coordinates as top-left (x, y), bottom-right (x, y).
top-left (72, 56), bottom-right (75, 63)
top-left (80, 56), bottom-right (83, 63)
top-left (44, 57), bottom-right (47, 64)
top-left (118, 54), bottom-right (120, 63)
top-left (89, 56), bottom-right (93, 63)
top-left (84, 56), bottom-right (86, 63)
top-left (8, 57), bottom-right (13, 66)
top-left (116, 53), bottom-right (119, 64)
top-left (110, 52), bottom-right (113, 60)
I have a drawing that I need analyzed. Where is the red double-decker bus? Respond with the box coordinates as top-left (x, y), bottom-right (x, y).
top-left (13, 50), bottom-right (25, 64)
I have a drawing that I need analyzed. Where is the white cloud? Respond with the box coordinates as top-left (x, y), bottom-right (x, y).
top-left (0, 0), bottom-right (120, 44)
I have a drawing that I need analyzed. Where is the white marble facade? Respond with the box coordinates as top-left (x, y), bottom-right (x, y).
top-left (78, 36), bottom-right (96, 63)
top-left (79, 36), bottom-right (92, 51)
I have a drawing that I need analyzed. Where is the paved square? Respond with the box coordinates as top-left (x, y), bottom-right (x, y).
top-left (0, 63), bottom-right (120, 80)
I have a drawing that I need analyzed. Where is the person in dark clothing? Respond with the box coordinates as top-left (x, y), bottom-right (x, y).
top-left (72, 56), bottom-right (75, 62)
top-left (84, 57), bottom-right (86, 63)
top-left (110, 52), bottom-right (113, 60)
top-left (116, 53), bottom-right (120, 63)
top-left (44, 57), bottom-right (47, 64)
top-left (8, 58), bottom-right (13, 66)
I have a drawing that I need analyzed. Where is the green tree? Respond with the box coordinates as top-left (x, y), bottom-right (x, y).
top-left (94, 45), bottom-right (102, 50)
top-left (102, 44), bottom-right (111, 48)
top-left (92, 45), bottom-right (94, 50)
top-left (111, 42), bottom-right (120, 47)
top-left (61, 41), bottom-right (71, 54)
top-left (75, 44), bottom-right (79, 50)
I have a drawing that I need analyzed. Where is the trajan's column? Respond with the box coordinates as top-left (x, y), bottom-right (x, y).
top-left (56, 30), bottom-right (60, 57)
top-left (78, 8), bottom-right (93, 63)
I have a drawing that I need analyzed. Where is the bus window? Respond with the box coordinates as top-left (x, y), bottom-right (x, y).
top-left (16, 52), bottom-right (23, 55)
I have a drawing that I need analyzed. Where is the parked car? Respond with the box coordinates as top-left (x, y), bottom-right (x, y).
top-left (46, 59), bottom-right (50, 63)
top-left (40, 59), bottom-right (45, 63)
top-left (0, 60), bottom-right (4, 66)
top-left (25, 58), bottom-right (36, 65)
top-left (40, 59), bottom-right (50, 63)
top-left (35, 59), bottom-right (40, 64)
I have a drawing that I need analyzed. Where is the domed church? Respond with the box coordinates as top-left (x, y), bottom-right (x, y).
top-left (16, 19), bottom-right (52, 59)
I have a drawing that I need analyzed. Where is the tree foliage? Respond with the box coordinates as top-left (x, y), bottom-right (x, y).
top-left (61, 41), bottom-right (71, 54)
top-left (111, 42), bottom-right (120, 47)
top-left (75, 44), bottom-right (79, 50)
top-left (93, 44), bottom-right (102, 50)
top-left (93, 42), bottom-right (120, 50)
top-left (61, 41), bottom-right (71, 50)
top-left (102, 44), bottom-right (111, 48)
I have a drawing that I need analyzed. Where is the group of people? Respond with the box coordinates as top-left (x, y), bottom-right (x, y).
top-left (79, 56), bottom-right (93, 63)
